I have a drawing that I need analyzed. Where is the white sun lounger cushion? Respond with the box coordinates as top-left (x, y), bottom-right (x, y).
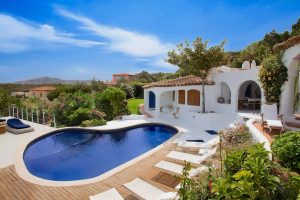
top-left (199, 146), bottom-right (218, 156)
top-left (167, 151), bottom-right (208, 165)
top-left (177, 136), bottom-right (220, 149)
top-left (155, 160), bottom-right (208, 177)
top-left (124, 178), bottom-right (176, 200)
top-left (89, 188), bottom-right (124, 200)
top-left (267, 120), bottom-right (283, 127)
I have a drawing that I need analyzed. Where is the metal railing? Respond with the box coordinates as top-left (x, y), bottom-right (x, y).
top-left (8, 105), bottom-right (56, 128)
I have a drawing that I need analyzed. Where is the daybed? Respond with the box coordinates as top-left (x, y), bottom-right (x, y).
top-left (6, 118), bottom-right (34, 134)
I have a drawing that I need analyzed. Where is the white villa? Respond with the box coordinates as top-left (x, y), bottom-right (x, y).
top-left (143, 36), bottom-right (300, 123)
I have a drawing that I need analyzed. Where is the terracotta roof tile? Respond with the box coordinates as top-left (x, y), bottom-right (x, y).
top-left (143, 75), bottom-right (215, 89)
top-left (274, 35), bottom-right (300, 51)
top-left (29, 86), bottom-right (56, 91)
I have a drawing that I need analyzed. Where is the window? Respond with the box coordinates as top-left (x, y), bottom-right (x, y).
top-left (178, 90), bottom-right (185, 104)
top-left (172, 91), bottom-right (175, 101)
top-left (187, 90), bottom-right (200, 106)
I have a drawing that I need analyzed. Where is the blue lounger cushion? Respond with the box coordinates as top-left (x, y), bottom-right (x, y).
top-left (186, 139), bottom-right (205, 142)
top-left (205, 130), bottom-right (218, 135)
top-left (7, 118), bottom-right (30, 129)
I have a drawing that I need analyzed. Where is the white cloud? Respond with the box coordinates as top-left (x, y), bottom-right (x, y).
top-left (56, 8), bottom-right (174, 59)
top-left (0, 14), bottom-right (104, 53)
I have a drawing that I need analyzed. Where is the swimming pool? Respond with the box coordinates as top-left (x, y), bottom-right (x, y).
top-left (23, 124), bottom-right (177, 181)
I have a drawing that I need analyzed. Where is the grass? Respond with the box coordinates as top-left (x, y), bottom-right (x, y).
top-left (128, 98), bottom-right (144, 114)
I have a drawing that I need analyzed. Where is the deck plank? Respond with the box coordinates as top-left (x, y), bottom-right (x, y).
top-left (0, 143), bottom-right (181, 200)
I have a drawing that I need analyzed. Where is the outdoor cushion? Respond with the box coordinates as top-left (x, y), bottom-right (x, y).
top-left (89, 188), bottom-right (124, 200)
top-left (7, 118), bottom-right (30, 129)
top-left (267, 120), bottom-right (282, 128)
top-left (186, 139), bottom-right (204, 142)
top-left (205, 130), bottom-right (218, 135)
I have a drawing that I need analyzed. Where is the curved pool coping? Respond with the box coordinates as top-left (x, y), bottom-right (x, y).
top-left (14, 121), bottom-right (183, 186)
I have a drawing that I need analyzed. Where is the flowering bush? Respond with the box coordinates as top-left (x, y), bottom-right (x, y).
top-left (219, 124), bottom-right (253, 150)
top-left (259, 54), bottom-right (288, 103)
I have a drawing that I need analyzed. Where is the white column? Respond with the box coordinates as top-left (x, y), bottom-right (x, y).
top-left (144, 90), bottom-right (149, 110)
top-left (185, 90), bottom-right (188, 105)
top-left (280, 71), bottom-right (296, 116)
top-left (155, 93), bottom-right (161, 116)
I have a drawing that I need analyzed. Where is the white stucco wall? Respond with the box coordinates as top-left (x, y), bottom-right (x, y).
top-left (160, 91), bottom-right (173, 107)
top-left (144, 43), bottom-right (300, 117)
top-left (208, 66), bottom-right (265, 113)
top-left (280, 44), bottom-right (300, 116)
top-left (144, 66), bottom-right (266, 117)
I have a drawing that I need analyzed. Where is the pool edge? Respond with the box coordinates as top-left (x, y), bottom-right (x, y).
top-left (14, 120), bottom-right (183, 186)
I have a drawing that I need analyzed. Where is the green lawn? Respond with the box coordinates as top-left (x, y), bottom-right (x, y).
top-left (128, 98), bottom-right (144, 114)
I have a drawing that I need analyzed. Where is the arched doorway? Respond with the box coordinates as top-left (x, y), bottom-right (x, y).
top-left (238, 81), bottom-right (261, 111)
top-left (149, 91), bottom-right (156, 109)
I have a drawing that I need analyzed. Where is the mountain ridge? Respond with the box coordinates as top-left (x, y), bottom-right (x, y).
top-left (14, 76), bottom-right (89, 84)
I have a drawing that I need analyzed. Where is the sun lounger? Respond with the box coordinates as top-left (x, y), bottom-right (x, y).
top-left (261, 103), bottom-right (284, 133)
top-left (167, 151), bottom-right (207, 166)
top-left (6, 118), bottom-right (34, 134)
top-left (178, 136), bottom-right (220, 149)
top-left (124, 178), bottom-right (177, 200)
top-left (89, 188), bottom-right (124, 200)
top-left (167, 146), bottom-right (217, 165)
top-left (154, 160), bottom-right (208, 177)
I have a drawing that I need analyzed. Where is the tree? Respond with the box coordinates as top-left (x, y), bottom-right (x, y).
top-left (0, 91), bottom-right (11, 116)
top-left (259, 54), bottom-right (288, 103)
top-left (95, 87), bottom-right (129, 120)
top-left (166, 37), bottom-right (225, 112)
top-left (50, 91), bottom-right (102, 126)
top-left (291, 18), bottom-right (300, 36)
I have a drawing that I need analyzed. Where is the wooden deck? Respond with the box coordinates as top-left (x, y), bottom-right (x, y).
top-left (0, 143), bottom-right (180, 200)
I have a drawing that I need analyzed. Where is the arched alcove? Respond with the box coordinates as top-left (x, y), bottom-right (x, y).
top-left (238, 81), bottom-right (261, 111)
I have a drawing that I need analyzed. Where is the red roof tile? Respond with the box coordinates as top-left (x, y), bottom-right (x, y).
top-left (143, 75), bottom-right (214, 89)
top-left (29, 86), bottom-right (56, 91)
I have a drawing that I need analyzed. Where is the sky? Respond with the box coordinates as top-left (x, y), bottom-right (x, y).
top-left (0, 0), bottom-right (299, 83)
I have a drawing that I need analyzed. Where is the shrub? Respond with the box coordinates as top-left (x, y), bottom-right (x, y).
top-left (271, 131), bottom-right (300, 171)
top-left (259, 54), bottom-right (288, 103)
top-left (0, 90), bottom-right (21, 116)
top-left (219, 124), bottom-right (253, 150)
top-left (81, 119), bottom-right (106, 127)
top-left (95, 87), bottom-right (129, 120)
top-left (223, 149), bottom-right (246, 176)
top-left (177, 162), bottom-right (213, 200)
top-left (271, 163), bottom-right (300, 200)
top-left (51, 91), bottom-right (104, 126)
top-left (119, 84), bottom-right (134, 99)
top-left (214, 144), bottom-right (280, 199)
top-left (130, 81), bottom-right (145, 98)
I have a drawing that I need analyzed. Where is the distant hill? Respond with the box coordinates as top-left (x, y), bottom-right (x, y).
top-left (15, 76), bottom-right (88, 85)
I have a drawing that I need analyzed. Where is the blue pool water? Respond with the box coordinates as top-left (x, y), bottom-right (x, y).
top-left (23, 124), bottom-right (177, 181)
